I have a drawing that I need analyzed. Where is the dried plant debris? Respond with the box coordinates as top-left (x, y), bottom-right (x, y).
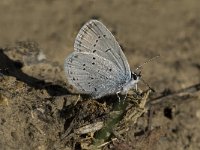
top-left (59, 89), bottom-right (151, 149)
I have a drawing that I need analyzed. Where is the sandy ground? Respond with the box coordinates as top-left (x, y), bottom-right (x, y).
top-left (0, 0), bottom-right (200, 149)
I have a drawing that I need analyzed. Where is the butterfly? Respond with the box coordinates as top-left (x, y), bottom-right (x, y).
top-left (64, 20), bottom-right (140, 99)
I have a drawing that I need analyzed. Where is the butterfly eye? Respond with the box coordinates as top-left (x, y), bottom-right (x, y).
top-left (131, 73), bottom-right (138, 80)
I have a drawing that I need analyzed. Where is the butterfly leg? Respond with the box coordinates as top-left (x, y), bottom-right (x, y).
top-left (116, 91), bottom-right (121, 102)
top-left (123, 93), bottom-right (127, 101)
top-left (135, 83), bottom-right (138, 91)
top-left (116, 92), bottom-right (128, 102)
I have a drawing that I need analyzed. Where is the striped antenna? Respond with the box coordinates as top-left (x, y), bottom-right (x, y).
top-left (135, 55), bottom-right (160, 71)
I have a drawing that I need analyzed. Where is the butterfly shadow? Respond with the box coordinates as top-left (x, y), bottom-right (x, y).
top-left (0, 49), bottom-right (69, 96)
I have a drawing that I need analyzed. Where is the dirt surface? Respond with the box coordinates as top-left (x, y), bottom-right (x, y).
top-left (0, 0), bottom-right (200, 150)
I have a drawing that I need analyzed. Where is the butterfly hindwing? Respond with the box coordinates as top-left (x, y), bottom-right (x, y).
top-left (64, 52), bottom-right (124, 98)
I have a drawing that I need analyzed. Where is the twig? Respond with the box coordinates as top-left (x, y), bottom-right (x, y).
top-left (147, 83), bottom-right (200, 106)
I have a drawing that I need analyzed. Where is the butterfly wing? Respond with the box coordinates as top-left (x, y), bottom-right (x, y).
top-left (64, 52), bottom-right (124, 98)
top-left (74, 20), bottom-right (131, 79)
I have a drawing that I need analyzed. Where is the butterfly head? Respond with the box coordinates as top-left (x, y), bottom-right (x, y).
top-left (131, 71), bottom-right (141, 82)
top-left (120, 71), bottom-right (141, 94)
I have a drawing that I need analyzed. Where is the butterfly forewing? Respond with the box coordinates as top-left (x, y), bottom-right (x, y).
top-left (74, 20), bottom-right (131, 78)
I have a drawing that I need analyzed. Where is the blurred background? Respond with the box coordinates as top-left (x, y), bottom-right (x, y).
top-left (0, 0), bottom-right (200, 149)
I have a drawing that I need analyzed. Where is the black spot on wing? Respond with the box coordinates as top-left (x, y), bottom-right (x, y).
top-left (105, 48), bottom-right (111, 52)
top-left (83, 28), bottom-right (88, 34)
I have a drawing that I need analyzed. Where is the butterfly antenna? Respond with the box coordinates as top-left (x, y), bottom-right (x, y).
top-left (135, 55), bottom-right (160, 71)
top-left (140, 77), bottom-right (155, 92)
